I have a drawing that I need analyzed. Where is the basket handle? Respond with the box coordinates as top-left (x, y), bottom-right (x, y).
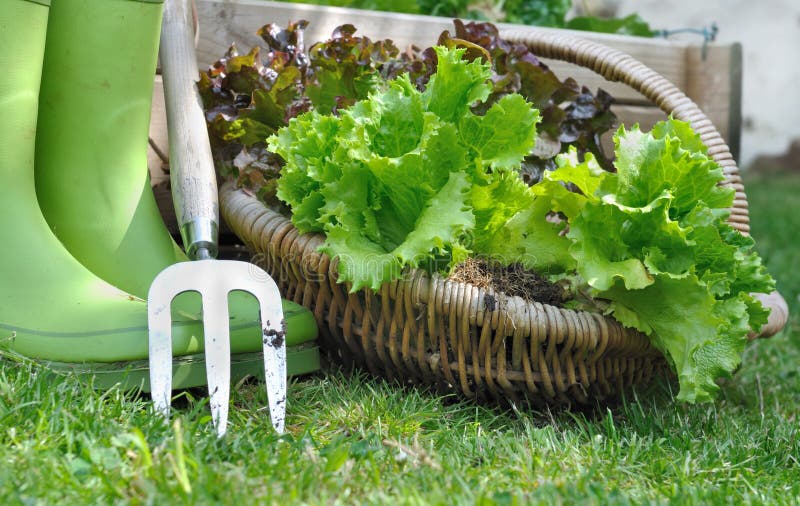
top-left (500, 28), bottom-right (749, 232)
top-left (499, 28), bottom-right (789, 338)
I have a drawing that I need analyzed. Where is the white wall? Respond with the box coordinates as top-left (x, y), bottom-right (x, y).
top-left (614, 0), bottom-right (800, 168)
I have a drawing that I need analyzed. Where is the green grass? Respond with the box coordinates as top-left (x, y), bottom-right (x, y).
top-left (2, 173), bottom-right (799, 505)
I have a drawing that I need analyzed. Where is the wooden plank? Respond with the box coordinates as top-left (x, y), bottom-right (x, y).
top-left (148, 75), bottom-right (169, 186)
top-left (685, 43), bottom-right (742, 161)
top-left (148, 76), bottom-right (177, 233)
top-left (611, 103), bottom-right (668, 131)
top-left (194, 0), bottom-right (691, 102)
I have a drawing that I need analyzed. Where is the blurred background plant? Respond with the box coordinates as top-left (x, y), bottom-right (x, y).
top-left (282, 0), bottom-right (656, 36)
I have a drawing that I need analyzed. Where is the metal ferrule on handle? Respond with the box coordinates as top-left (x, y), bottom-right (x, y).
top-left (159, 0), bottom-right (219, 260)
top-left (180, 217), bottom-right (218, 260)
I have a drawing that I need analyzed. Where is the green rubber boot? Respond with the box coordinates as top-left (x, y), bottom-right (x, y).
top-left (34, 0), bottom-right (182, 297)
top-left (30, 0), bottom-right (320, 384)
top-left (0, 0), bottom-right (318, 390)
top-left (0, 0), bottom-right (317, 384)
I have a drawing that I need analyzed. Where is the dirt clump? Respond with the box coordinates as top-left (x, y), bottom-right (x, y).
top-left (449, 257), bottom-right (567, 307)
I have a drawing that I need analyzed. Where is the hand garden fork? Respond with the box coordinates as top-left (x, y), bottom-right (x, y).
top-left (148, 0), bottom-right (287, 437)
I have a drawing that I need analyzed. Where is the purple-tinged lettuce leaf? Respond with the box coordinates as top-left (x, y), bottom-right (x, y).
top-left (304, 24), bottom-right (412, 113)
top-left (201, 19), bottom-right (618, 205)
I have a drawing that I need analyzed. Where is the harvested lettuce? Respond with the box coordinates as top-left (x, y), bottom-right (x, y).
top-left (528, 121), bottom-right (774, 402)
top-left (269, 44), bottom-right (774, 403)
top-left (269, 46), bottom-right (539, 291)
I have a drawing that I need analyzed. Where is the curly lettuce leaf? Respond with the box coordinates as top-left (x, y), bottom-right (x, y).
top-left (604, 275), bottom-right (723, 402)
top-left (471, 170), bottom-right (536, 247)
top-left (459, 94), bottom-right (540, 171)
top-left (492, 198), bottom-right (574, 271)
top-left (421, 45), bottom-right (493, 124)
top-left (270, 46), bottom-right (538, 291)
top-left (392, 172), bottom-right (475, 268)
top-left (613, 124), bottom-right (733, 215)
top-left (434, 20), bottom-right (618, 178)
top-left (609, 285), bottom-right (768, 403)
top-left (531, 119), bottom-right (775, 402)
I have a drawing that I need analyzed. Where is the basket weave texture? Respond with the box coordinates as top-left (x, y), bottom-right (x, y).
top-left (220, 29), bottom-right (786, 405)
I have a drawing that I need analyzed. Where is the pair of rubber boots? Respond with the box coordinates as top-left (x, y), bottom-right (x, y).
top-left (0, 0), bottom-right (319, 389)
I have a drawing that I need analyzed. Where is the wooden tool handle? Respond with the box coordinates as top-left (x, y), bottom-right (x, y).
top-left (160, 0), bottom-right (218, 260)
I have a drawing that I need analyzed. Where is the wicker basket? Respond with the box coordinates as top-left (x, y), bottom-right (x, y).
top-left (219, 29), bottom-right (789, 405)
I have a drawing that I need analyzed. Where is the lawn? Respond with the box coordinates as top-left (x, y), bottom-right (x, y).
top-left (1, 172), bottom-right (798, 505)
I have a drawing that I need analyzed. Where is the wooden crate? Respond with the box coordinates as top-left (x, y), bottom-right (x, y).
top-left (149, 0), bottom-right (743, 225)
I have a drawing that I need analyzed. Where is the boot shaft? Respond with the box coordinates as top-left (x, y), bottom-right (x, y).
top-left (0, 0), bottom-right (49, 190)
top-left (34, 0), bottom-right (178, 297)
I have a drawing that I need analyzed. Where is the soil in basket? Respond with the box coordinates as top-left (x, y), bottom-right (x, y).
top-left (449, 257), bottom-right (567, 307)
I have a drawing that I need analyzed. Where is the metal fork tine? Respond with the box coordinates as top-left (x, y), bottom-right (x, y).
top-left (148, 273), bottom-right (175, 418)
top-left (147, 260), bottom-right (288, 435)
top-left (261, 318), bottom-right (287, 433)
top-left (237, 262), bottom-right (287, 433)
top-left (201, 289), bottom-right (232, 437)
